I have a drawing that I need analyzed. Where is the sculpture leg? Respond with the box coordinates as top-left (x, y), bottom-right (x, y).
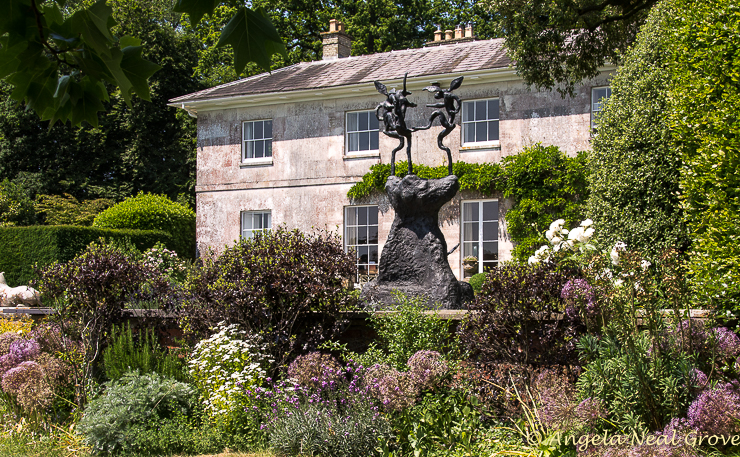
top-left (438, 128), bottom-right (454, 175)
top-left (391, 137), bottom-right (404, 175)
top-left (405, 136), bottom-right (413, 174)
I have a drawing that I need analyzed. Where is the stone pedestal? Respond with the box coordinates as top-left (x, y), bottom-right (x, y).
top-left (361, 174), bottom-right (474, 309)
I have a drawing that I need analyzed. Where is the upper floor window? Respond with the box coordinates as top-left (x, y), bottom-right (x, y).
top-left (462, 99), bottom-right (499, 145)
top-left (591, 87), bottom-right (612, 132)
top-left (243, 120), bottom-right (272, 161)
top-left (345, 205), bottom-right (379, 283)
top-left (461, 200), bottom-right (498, 278)
top-left (241, 210), bottom-right (271, 240)
top-left (346, 111), bottom-right (379, 154)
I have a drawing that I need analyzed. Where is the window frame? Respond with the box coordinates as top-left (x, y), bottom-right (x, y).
top-left (345, 110), bottom-right (380, 156)
top-left (241, 119), bottom-right (273, 163)
top-left (344, 205), bottom-right (380, 283)
top-left (240, 210), bottom-right (272, 240)
top-left (590, 86), bottom-right (612, 133)
top-left (461, 98), bottom-right (500, 147)
top-left (460, 199), bottom-right (499, 277)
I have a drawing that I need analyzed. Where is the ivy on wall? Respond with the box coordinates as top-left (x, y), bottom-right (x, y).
top-left (347, 144), bottom-right (589, 263)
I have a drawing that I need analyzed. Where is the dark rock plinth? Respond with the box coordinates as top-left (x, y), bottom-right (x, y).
top-left (361, 174), bottom-right (473, 309)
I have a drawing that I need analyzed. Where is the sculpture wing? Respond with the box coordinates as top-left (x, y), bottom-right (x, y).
top-left (374, 81), bottom-right (388, 96)
top-left (449, 76), bottom-right (464, 91)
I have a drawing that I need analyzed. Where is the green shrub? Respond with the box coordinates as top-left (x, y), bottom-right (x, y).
top-left (669, 0), bottom-right (740, 311)
top-left (93, 192), bottom-right (195, 259)
top-left (180, 227), bottom-right (357, 371)
top-left (0, 225), bottom-right (172, 287)
top-left (103, 323), bottom-right (187, 382)
top-left (78, 372), bottom-right (196, 455)
top-left (35, 193), bottom-right (113, 226)
top-left (338, 293), bottom-right (455, 371)
top-left (468, 273), bottom-right (486, 294)
top-left (0, 179), bottom-right (36, 227)
top-left (502, 144), bottom-right (589, 262)
top-left (587, 1), bottom-right (688, 257)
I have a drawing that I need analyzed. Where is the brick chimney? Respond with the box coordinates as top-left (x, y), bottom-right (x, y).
top-left (321, 19), bottom-right (352, 60)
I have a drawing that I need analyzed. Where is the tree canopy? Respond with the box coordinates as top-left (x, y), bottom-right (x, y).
top-left (489, 0), bottom-right (657, 95)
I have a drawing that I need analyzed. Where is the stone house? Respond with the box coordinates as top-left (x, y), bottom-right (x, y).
top-left (170, 21), bottom-right (613, 282)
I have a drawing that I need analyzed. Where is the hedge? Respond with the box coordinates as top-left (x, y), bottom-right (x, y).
top-left (0, 226), bottom-right (173, 287)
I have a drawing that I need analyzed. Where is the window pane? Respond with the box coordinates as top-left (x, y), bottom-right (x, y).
top-left (265, 140), bottom-right (272, 157)
top-left (359, 131), bottom-right (369, 151)
top-left (483, 201), bottom-right (498, 221)
top-left (488, 121), bottom-right (499, 141)
top-left (475, 101), bottom-right (487, 121)
top-left (264, 120), bottom-right (272, 139)
top-left (369, 206), bottom-right (378, 225)
top-left (463, 102), bottom-right (474, 122)
top-left (346, 227), bottom-right (358, 245)
top-left (244, 122), bottom-right (253, 140)
top-left (483, 221), bottom-right (497, 241)
top-left (346, 208), bottom-right (359, 226)
top-left (358, 265), bottom-right (368, 275)
top-left (348, 112), bottom-right (358, 132)
top-left (369, 114), bottom-right (379, 130)
top-left (476, 122), bottom-right (487, 142)
top-left (482, 242), bottom-right (498, 261)
top-left (463, 202), bottom-right (478, 221)
top-left (359, 207), bottom-right (367, 225)
top-left (482, 262), bottom-right (496, 272)
top-left (254, 121), bottom-right (264, 140)
top-left (369, 246), bottom-right (378, 263)
top-left (255, 141), bottom-right (264, 158)
top-left (488, 99), bottom-right (499, 120)
top-left (242, 213), bottom-right (252, 230)
top-left (253, 213), bottom-right (263, 229)
top-left (359, 111), bottom-right (369, 130)
top-left (368, 226), bottom-right (378, 244)
top-left (370, 131), bottom-right (379, 150)
top-left (463, 242), bottom-right (475, 258)
top-left (264, 212), bottom-right (271, 229)
top-left (464, 222), bottom-right (479, 242)
top-left (349, 132), bottom-right (359, 152)
top-left (464, 123), bottom-right (475, 143)
top-left (358, 246), bottom-right (368, 263)
top-left (358, 227), bottom-right (367, 245)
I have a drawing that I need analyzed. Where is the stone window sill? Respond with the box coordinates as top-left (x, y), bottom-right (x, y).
top-left (240, 157), bottom-right (273, 167)
top-left (344, 152), bottom-right (380, 160)
top-left (460, 143), bottom-right (501, 152)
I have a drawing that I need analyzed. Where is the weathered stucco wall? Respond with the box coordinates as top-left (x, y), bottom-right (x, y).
top-left (194, 71), bottom-right (612, 277)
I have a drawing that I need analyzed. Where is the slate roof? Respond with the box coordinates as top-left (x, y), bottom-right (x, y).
top-left (170, 39), bottom-right (511, 103)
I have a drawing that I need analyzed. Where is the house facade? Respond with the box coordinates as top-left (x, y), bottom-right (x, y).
top-left (171, 22), bottom-right (613, 282)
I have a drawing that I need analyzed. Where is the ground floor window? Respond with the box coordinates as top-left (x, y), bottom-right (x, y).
top-left (241, 210), bottom-right (271, 240)
top-left (344, 206), bottom-right (379, 283)
top-left (461, 200), bottom-right (498, 278)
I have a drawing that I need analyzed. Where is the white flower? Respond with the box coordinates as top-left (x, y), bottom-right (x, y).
top-left (528, 255), bottom-right (539, 264)
top-left (583, 227), bottom-right (594, 240)
top-left (551, 236), bottom-right (562, 246)
top-left (545, 229), bottom-right (555, 241)
top-left (568, 226), bottom-right (584, 242)
top-left (614, 279), bottom-right (624, 287)
top-left (581, 219), bottom-right (593, 228)
top-left (640, 260), bottom-right (651, 270)
top-left (549, 219), bottom-right (565, 231)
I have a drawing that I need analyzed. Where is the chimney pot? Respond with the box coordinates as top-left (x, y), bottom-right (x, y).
top-left (465, 24), bottom-right (473, 38)
top-left (455, 25), bottom-right (463, 39)
top-left (445, 29), bottom-right (454, 40)
top-left (434, 29), bottom-right (443, 41)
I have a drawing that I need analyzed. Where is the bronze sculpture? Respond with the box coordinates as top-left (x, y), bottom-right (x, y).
top-left (374, 74), bottom-right (464, 176)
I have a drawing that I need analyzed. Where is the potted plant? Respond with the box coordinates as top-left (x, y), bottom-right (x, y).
top-left (462, 256), bottom-right (478, 273)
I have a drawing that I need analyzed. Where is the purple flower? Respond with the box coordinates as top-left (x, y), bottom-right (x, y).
top-left (687, 382), bottom-right (740, 436)
top-left (561, 279), bottom-right (598, 319)
top-left (9, 338), bottom-right (40, 362)
top-left (710, 327), bottom-right (740, 359)
top-left (407, 350), bottom-right (448, 391)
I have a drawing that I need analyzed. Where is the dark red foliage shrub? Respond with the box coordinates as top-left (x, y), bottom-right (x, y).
top-left (179, 227), bottom-right (357, 371)
top-left (459, 262), bottom-right (583, 366)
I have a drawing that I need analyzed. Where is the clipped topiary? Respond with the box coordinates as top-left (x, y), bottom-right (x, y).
top-left (468, 273), bottom-right (486, 294)
top-left (587, 1), bottom-right (688, 257)
top-left (93, 192), bottom-right (195, 259)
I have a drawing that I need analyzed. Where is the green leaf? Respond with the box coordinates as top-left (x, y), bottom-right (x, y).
top-left (70, 0), bottom-right (115, 57)
top-left (120, 45), bottom-right (161, 102)
top-left (70, 77), bottom-right (106, 127)
top-left (42, 3), bottom-right (64, 26)
top-left (216, 7), bottom-right (287, 74)
top-left (119, 35), bottom-right (141, 48)
top-left (172, 0), bottom-right (220, 25)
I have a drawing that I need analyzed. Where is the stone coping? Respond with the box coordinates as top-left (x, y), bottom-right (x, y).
top-left (0, 307), bottom-right (715, 321)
